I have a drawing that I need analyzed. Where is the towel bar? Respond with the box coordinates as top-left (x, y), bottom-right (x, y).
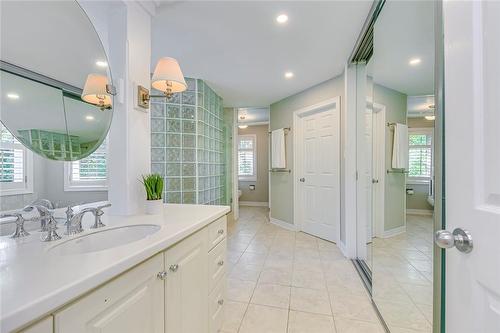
top-left (269, 169), bottom-right (291, 173)
top-left (268, 127), bottom-right (291, 134)
top-left (386, 169), bottom-right (409, 174)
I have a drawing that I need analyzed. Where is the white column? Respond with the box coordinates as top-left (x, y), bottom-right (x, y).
top-left (80, 0), bottom-right (153, 215)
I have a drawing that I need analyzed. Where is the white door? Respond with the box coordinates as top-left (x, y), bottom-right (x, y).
top-left (294, 98), bottom-right (340, 243)
top-left (443, 1), bottom-right (500, 332)
top-left (165, 228), bottom-right (208, 333)
top-left (55, 254), bottom-right (164, 333)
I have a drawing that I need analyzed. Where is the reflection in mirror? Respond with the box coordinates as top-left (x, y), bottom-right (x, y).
top-left (370, 1), bottom-right (435, 331)
top-left (0, 0), bottom-right (111, 235)
top-left (0, 0), bottom-right (113, 161)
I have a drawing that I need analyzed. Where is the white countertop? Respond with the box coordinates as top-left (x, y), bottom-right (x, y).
top-left (0, 204), bottom-right (230, 332)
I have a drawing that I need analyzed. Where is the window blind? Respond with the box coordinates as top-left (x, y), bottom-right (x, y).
top-left (71, 140), bottom-right (107, 181)
top-left (408, 131), bottom-right (433, 179)
top-left (0, 127), bottom-right (25, 184)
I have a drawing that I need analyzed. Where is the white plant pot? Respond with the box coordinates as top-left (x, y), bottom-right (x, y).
top-left (145, 199), bottom-right (163, 215)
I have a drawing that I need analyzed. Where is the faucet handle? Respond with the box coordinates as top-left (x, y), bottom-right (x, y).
top-left (91, 203), bottom-right (111, 229)
top-left (41, 216), bottom-right (61, 242)
top-left (1, 212), bottom-right (30, 238)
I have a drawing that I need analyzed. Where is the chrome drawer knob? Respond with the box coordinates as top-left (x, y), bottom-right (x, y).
top-left (218, 260), bottom-right (224, 266)
top-left (217, 229), bottom-right (224, 235)
top-left (169, 264), bottom-right (179, 272)
top-left (218, 299), bottom-right (224, 305)
top-left (157, 271), bottom-right (167, 280)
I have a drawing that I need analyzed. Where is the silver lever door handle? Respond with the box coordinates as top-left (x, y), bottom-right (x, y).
top-left (435, 228), bottom-right (473, 253)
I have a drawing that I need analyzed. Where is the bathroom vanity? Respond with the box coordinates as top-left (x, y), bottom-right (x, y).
top-left (1, 204), bottom-right (229, 333)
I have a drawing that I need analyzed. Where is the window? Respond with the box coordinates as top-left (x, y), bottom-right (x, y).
top-left (64, 139), bottom-right (107, 191)
top-left (238, 134), bottom-right (257, 181)
top-left (408, 128), bottom-right (433, 184)
top-left (0, 125), bottom-right (33, 196)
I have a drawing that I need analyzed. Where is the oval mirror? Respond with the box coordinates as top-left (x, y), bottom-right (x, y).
top-left (0, 0), bottom-right (113, 161)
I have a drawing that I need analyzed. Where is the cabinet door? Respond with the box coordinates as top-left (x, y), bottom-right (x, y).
top-left (165, 228), bottom-right (208, 333)
top-left (55, 254), bottom-right (164, 333)
top-left (19, 317), bottom-right (53, 333)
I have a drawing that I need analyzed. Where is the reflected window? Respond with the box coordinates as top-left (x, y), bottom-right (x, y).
top-left (64, 139), bottom-right (107, 191)
top-left (238, 134), bottom-right (257, 181)
top-left (0, 125), bottom-right (33, 196)
top-left (408, 128), bottom-right (433, 183)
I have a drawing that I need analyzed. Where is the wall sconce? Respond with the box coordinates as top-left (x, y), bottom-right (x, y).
top-left (81, 74), bottom-right (115, 111)
top-left (138, 57), bottom-right (187, 109)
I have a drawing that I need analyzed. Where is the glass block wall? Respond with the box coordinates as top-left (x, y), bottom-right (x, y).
top-left (150, 78), bottom-right (226, 205)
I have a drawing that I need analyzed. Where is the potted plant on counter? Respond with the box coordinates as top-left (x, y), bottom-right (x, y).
top-left (141, 174), bottom-right (164, 215)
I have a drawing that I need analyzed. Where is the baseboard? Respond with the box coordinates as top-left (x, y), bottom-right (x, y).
top-left (270, 217), bottom-right (297, 231)
top-left (407, 209), bottom-right (434, 216)
top-left (383, 225), bottom-right (406, 238)
top-left (239, 201), bottom-right (269, 207)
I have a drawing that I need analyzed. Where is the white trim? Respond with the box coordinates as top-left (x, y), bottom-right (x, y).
top-left (0, 144), bottom-right (34, 197)
top-left (239, 201), bottom-right (269, 207)
top-left (232, 108), bottom-right (239, 220)
top-left (63, 162), bottom-right (108, 192)
top-left (407, 209), bottom-right (434, 216)
top-left (293, 96), bottom-right (341, 243)
top-left (373, 103), bottom-right (386, 238)
top-left (343, 65), bottom-right (358, 258)
top-left (382, 225), bottom-right (407, 238)
top-left (270, 217), bottom-right (297, 231)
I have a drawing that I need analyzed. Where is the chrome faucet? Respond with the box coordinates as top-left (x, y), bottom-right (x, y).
top-left (23, 204), bottom-right (52, 232)
top-left (66, 203), bottom-right (111, 235)
top-left (41, 215), bottom-right (61, 242)
top-left (0, 212), bottom-right (31, 238)
top-left (91, 203), bottom-right (111, 229)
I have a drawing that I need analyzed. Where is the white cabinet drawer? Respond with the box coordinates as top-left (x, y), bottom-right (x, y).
top-left (208, 239), bottom-right (226, 292)
top-left (207, 216), bottom-right (227, 250)
top-left (208, 278), bottom-right (226, 333)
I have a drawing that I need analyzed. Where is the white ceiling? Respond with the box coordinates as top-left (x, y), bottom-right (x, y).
top-left (371, 0), bottom-right (434, 96)
top-left (152, 1), bottom-right (372, 107)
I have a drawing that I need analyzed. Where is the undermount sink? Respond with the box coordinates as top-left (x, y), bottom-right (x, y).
top-left (48, 224), bottom-right (161, 255)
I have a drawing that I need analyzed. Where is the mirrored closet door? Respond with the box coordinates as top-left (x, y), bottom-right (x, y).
top-left (355, 1), bottom-right (440, 332)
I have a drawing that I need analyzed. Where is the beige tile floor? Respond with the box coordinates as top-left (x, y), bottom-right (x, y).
top-left (222, 206), bottom-right (385, 333)
top-left (372, 214), bottom-right (434, 333)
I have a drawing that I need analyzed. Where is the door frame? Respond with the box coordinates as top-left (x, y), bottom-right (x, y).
top-left (293, 96), bottom-right (341, 243)
top-left (232, 108), bottom-right (239, 220)
top-left (372, 103), bottom-right (386, 238)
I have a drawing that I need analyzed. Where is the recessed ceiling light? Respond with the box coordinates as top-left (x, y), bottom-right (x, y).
top-left (409, 58), bottom-right (421, 66)
top-left (6, 93), bottom-right (19, 100)
top-left (238, 125), bottom-right (248, 129)
top-left (284, 71), bottom-right (294, 79)
top-left (85, 115), bottom-right (95, 121)
top-left (276, 14), bottom-right (288, 24)
top-left (95, 60), bottom-right (108, 68)
top-left (425, 115), bottom-right (435, 121)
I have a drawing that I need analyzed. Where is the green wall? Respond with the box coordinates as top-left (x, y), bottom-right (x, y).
top-left (373, 84), bottom-right (407, 232)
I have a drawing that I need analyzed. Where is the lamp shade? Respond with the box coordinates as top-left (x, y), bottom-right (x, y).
top-left (81, 74), bottom-right (112, 107)
top-left (151, 57), bottom-right (187, 93)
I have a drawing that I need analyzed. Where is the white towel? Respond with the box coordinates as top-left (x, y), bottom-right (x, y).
top-left (271, 128), bottom-right (286, 169)
top-left (392, 123), bottom-right (408, 169)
